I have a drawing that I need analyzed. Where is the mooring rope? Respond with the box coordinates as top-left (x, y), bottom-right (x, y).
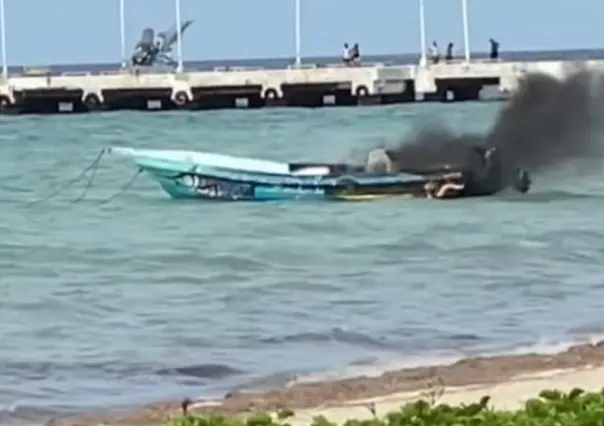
top-left (98, 168), bottom-right (142, 205)
top-left (23, 149), bottom-right (143, 207)
top-left (73, 155), bottom-right (103, 203)
top-left (27, 148), bottom-right (107, 206)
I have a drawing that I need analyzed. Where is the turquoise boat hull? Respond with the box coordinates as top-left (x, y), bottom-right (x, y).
top-left (108, 146), bottom-right (530, 202)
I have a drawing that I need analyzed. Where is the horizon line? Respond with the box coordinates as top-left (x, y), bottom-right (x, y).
top-left (3, 45), bottom-right (603, 69)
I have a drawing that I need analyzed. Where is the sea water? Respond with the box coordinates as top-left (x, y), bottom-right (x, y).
top-left (1, 104), bottom-right (604, 423)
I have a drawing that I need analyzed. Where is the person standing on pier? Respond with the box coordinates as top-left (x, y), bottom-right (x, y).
top-left (489, 39), bottom-right (500, 60)
top-left (342, 43), bottom-right (352, 65)
top-left (445, 42), bottom-right (454, 61)
top-left (429, 42), bottom-right (440, 64)
top-left (351, 43), bottom-right (361, 65)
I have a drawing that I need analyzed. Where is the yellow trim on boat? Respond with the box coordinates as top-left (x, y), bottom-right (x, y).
top-left (334, 193), bottom-right (413, 201)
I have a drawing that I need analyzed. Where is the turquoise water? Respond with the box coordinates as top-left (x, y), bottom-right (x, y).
top-left (2, 105), bottom-right (604, 422)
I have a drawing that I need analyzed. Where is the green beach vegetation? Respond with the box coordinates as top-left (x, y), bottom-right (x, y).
top-left (166, 388), bottom-right (604, 426)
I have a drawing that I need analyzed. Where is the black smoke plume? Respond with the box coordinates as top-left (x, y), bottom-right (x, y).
top-left (384, 70), bottom-right (604, 186)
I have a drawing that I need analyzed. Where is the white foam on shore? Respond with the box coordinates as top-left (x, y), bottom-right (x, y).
top-left (187, 334), bottom-right (604, 405)
top-left (292, 334), bottom-right (604, 386)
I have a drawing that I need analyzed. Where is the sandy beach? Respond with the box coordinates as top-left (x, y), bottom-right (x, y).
top-left (47, 340), bottom-right (604, 426)
top-left (288, 367), bottom-right (604, 426)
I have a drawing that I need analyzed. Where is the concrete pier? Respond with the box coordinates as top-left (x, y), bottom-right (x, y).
top-left (0, 58), bottom-right (601, 115)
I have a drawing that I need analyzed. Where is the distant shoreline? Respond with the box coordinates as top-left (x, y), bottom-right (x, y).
top-left (49, 340), bottom-right (604, 426)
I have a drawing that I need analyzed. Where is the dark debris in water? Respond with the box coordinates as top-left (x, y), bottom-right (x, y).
top-left (156, 363), bottom-right (246, 380)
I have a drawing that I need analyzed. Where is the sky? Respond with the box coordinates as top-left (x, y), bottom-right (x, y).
top-left (2, 0), bottom-right (604, 65)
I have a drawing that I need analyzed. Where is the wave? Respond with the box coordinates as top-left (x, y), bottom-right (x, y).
top-left (259, 327), bottom-right (394, 348)
top-left (294, 333), bottom-right (604, 385)
top-left (231, 372), bottom-right (300, 393)
top-left (257, 327), bottom-right (483, 351)
top-left (0, 360), bottom-right (148, 380)
top-left (0, 404), bottom-right (60, 426)
top-left (0, 359), bottom-right (244, 382)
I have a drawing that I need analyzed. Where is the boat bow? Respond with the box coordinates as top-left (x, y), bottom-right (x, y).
top-left (107, 146), bottom-right (137, 158)
top-left (107, 146), bottom-right (293, 176)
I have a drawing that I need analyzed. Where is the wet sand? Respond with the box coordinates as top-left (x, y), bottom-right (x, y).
top-left (49, 340), bottom-right (604, 426)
